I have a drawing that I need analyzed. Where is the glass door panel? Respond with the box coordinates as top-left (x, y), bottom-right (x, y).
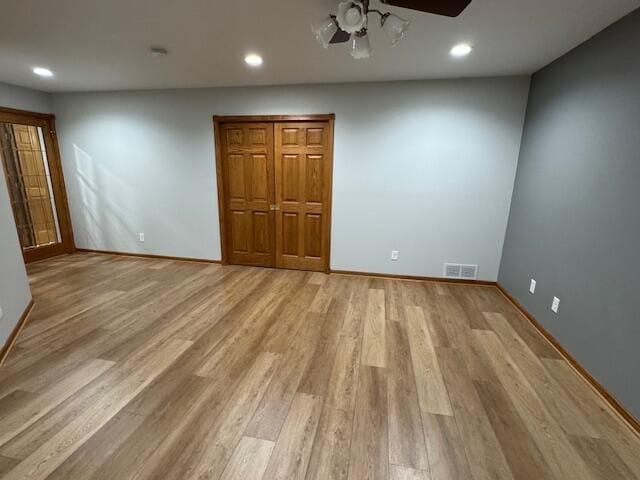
top-left (0, 111), bottom-right (73, 263)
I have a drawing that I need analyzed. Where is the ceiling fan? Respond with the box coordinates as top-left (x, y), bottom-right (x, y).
top-left (312, 0), bottom-right (472, 59)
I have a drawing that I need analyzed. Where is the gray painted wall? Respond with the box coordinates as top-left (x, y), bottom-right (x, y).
top-left (500, 10), bottom-right (640, 417)
top-left (0, 82), bottom-right (50, 346)
top-left (0, 81), bottom-right (52, 113)
top-left (52, 77), bottom-right (530, 281)
top-left (0, 167), bottom-right (32, 347)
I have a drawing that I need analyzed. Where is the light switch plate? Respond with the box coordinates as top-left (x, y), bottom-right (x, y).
top-left (551, 296), bottom-right (560, 313)
top-left (0, 304), bottom-right (3, 320)
top-left (139, 233), bottom-right (145, 243)
top-left (391, 250), bottom-right (399, 261)
top-left (529, 279), bottom-right (537, 294)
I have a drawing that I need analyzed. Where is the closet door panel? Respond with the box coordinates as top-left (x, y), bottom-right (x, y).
top-left (274, 122), bottom-right (332, 272)
top-left (220, 123), bottom-right (275, 267)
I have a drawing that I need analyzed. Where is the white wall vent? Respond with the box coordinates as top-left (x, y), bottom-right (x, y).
top-left (460, 264), bottom-right (479, 280)
top-left (444, 263), bottom-right (462, 278)
top-left (444, 263), bottom-right (479, 280)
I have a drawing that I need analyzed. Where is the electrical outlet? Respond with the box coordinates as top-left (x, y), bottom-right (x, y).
top-left (551, 296), bottom-right (560, 313)
top-left (529, 279), bottom-right (536, 294)
top-left (0, 304), bottom-right (3, 320)
top-left (139, 233), bottom-right (145, 243)
top-left (391, 250), bottom-right (399, 261)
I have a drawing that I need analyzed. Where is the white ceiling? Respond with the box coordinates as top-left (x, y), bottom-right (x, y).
top-left (0, 0), bottom-right (638, 92)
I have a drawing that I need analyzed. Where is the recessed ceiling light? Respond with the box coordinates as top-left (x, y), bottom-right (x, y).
top-left (33, 67), bottom-right (54, 77)
top-left (150, 47), bottom-right (169, 57)
top-left (245, 54), bottom-right (263, 67)
top-left (450, 43), bottom-right (473, 58)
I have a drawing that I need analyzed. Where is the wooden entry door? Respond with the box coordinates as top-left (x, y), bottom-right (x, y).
top-left (0, 107), bottom-right (74, 263)
top-left (215, 115), bottom-right (334, 272)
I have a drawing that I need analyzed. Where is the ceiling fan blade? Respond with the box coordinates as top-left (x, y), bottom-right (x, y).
top-left (329, 26), bottom-right (351, 44)
top-left (380, 0), bottom-right (472, 17)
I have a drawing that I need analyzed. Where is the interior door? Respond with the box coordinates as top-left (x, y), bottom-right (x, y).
top-left (219, 122), bottom-right (276, 267)
top-left (274, 122), bottom-right (332, 272)
top-left (0, 110), bottom-right (74, 263)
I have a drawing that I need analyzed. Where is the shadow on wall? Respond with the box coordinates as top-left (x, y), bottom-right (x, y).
top-left (73, 144), bottom-right (139, 250)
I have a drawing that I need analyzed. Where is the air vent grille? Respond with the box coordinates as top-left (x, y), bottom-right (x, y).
top-left (444, 263), bottom-right (462, 278)
top-left (461, 264), bottom-right (478, 280)
top-left (444, 263), bottom-right (478, 280)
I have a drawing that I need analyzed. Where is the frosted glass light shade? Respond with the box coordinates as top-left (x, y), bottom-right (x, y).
top-left (312, 16), bottom-right (339, 48)
top-left (350, 33), bottom-right (372, 59)
top-left (382, 14), bottom-right (410, 46)
top-left (337, 0), bottom-right (367, 34)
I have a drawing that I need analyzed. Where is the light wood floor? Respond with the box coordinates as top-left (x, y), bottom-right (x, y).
top-left (0, 254), bottom-right (638, 480)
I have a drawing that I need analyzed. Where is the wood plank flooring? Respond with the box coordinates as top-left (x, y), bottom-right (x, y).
top-left (0, 253), bottom-right (638, 480)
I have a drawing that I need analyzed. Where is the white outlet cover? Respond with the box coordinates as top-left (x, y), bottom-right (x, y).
top-left (551, 296), bottom-right (560, 313)
top-left (529, 279), bottom-right (536, 294)
top-left (139, 233), bottom-right (145, 242)
top-left (391, 250), bottom-right (399, 261)
top-left (0, 305), bottom-right (3, 320)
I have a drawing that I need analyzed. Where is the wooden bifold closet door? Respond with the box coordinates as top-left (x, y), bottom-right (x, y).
top-left (216, 116), bottom-right (334, 273)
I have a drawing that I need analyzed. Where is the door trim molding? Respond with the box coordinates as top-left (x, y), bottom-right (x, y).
top-left (212, 114), bottom-right (335, 272)
top-left (0, 106), bottom-right (76, 263)
top-left (0, 106), bottom-right (55, 121)
top-left (213, 114), bottom-right (335, 123)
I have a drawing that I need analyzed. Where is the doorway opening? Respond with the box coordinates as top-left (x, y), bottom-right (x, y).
top-left (213, 115), bottom-right (334, 273)
top-left (0, 107), bottom-right (74, 263)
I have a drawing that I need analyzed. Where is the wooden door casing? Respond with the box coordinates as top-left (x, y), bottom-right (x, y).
top-left (219, 122), bottom-right (276, 267)
top-left (274, 122), bottom-right (332, 272)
